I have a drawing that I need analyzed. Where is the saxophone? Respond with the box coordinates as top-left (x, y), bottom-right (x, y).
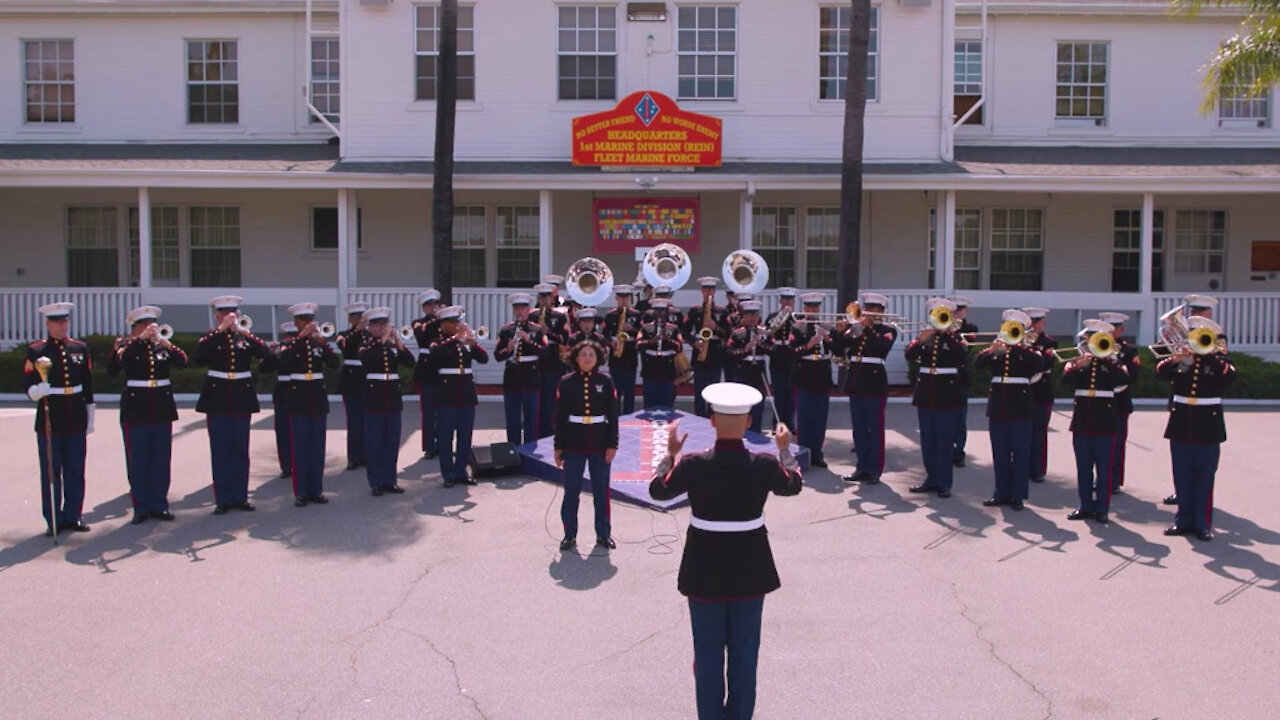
top-left (696, 295), bottom-right (714, 363)
top-left (613, 310), bottom-right (629, 358)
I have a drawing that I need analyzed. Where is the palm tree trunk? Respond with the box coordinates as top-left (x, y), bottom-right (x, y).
top-left (838, 0), bottom-right (871, 309)
top-left (432, 0), bottom-right (459, 305)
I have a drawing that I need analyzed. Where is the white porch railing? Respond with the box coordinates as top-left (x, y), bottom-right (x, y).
top-left (1154, 292), bottom-right (1280, 347)
top-left (0, 289), bottom-right (142, 343)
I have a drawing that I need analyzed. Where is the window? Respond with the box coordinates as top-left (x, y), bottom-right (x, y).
top-left (751, 206), bottom-right (797, 288)
top-left (311, 38), bottom-right (340, 123)
top-left (927, 208), bottom-right (981, 289)
top-left (453, 206), bottom-right (487, 287)
top-left (187, 40), bottom-right (238, 124)
top-left (496, 206), bottom-right (539, 287)
top-left (1219, 73), bottom-right (1269, 126)
top-left (818, 5), bottom-right (878, 101)
top-left (677, 5), bottom-right (736, 100)
top-left (805, 207), bottom-right (839, 288)
top-left (66, 207), bottom-right (118, 287)
top-left (415, 5), bottom-right (476, 101)
top-left (311, 207), bottom-right (363, 251)
top-left (989, 209), bottom-right (1044, 290)
top-left (190, 207), bottom-right (241, 287)
top-left (1173, 210), bottom-right (1226, 275)
top-left (128, 206), bottom-right (181, 285)
top-left (1111, 209), bottom-right (1165, 292)
top-left (558, 6), bottom-right (617, 100)
top-left (954, 40), bottom-right (982, 125)
top-left (24, 40), bottom-right (74, 123)
top-left (1055, 42), bottom-right (1107, 123)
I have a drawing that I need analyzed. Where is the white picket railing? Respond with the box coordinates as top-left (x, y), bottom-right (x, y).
top-left (0, 289), bottom-right (142, 344)
top-left (1154, 292), bottom-right (1280, 347)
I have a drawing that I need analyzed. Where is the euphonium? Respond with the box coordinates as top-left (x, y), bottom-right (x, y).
top-left (1148, 304), bottom-right (1190, 359)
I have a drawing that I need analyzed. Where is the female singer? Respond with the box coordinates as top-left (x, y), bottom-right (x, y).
top-left (554, 340), bottom-right (620, 551)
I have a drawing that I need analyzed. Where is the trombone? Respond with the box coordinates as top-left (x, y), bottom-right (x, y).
top-left (966, 320), bottom-right (1030, 347)
top-left (1055, 331), bottom-right (1118, 362)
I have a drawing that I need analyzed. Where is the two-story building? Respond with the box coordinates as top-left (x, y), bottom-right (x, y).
top-left (1, 0), bottom-right (1277, 380)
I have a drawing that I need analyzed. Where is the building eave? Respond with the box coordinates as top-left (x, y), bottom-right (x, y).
top-left (0, 0), bottom-right (335, 15)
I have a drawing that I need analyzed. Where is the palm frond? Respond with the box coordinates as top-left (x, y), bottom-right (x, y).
top-left (1200, 14), bottom-right (1280, 112)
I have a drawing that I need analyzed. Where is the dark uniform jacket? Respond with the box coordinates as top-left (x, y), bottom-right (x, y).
top-left (494, 320), bottom-right (546, 392)
top-left (788, 322), bottom-right (836, 391)
top-left (765, 309), bottom-right (797, 383)
top-left (725, 325), bottom-right (773, 391)
top-left (649, 440), bottom-right (802, 598)
top-left (904, 332), bottom-right (969, 409)
top-left (359, 340), bottom-right (414, 413)
top-left (107, 336), bottom-right (187, 424)
top-left (266, 342), bottom-right (291, 414)
top-left (1028, 332), bottom-right (1057, 405)
top-left (684, 299), bottom-right (729, 368)
top-left (644, 304), bottom-right (685, 328)
top-left (975, 344), bottom-right (1045, 420)
top-left (1061, 356), bottom-right (1129, 435)
top-left (337, 327), bottom-right (372, 396)
top-left (531, 305), bottom-right (569, 373)
top-left (637, 315), bottom-right (684, 381)
top-left (1157, 353), bottom-right (1235, 444)
top-left (411, 314), bottom-right (441, 384)
top-left (426, 337), bottom-right (489, 408)
top-left (194, 328), bottom-right (273, 415)
top-left (553, 370), bottom-right (619, 454)
top-left (23, 337), bottom-right (94, 435)
top-left (278, 336), bottom-right (339, 416)
top-left (602, 307), bottom-right (642, 368)
top-left (958, 319), bottom-right (979, 387)
top-left (1115, 340), bottom-right (1140, 416)
top-left (834, 322), bottom-right (897, 397)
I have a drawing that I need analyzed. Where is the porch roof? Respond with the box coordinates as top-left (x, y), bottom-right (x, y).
top-left (2, 142), bottom-right (1280, 192)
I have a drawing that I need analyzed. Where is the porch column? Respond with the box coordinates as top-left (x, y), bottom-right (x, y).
top-left (740, 181), bottom-right (755, 250)
top-left (937, 189), bottom-right (957, 295)
top-left (337, 188), bottom-right (351, 309)
top-left (1139, 192), bottom-right (1156, 344)
top-left (345, 188), bottom-right (359, 288)
top-left (137, 187), bottom-right (152, 293)
top-left (539, 190), bottom-right (554, 278)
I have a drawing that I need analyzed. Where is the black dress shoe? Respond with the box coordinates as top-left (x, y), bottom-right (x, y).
top-left (130, 513), bottom-right (148, 525)
top-left (346, 462), bottom-right (360, 471)
top-left (982, 497), bottom-right (1009, 507)
top-left (213, 504), bottom-right (230, 515)
top-left (953, 456), bottom-right (966, 468)
top-left (1095, 512), bottom-right (1110, 524)
top-left (841, 472), bottom-right (859, 483)
top-left (936, 489), bottom-right (951, 498)
top-left (294, 497), bottom-right (308, 507)
top-left (57, 521), bottom-right (91, 533)
top-left (1010, 499), bottom-right (1024, 511)
top-left (1111, 486), bottom-right (1123, 495)
top-left (1195, 530), bottom-right (1214, 541)
top-left (908, 483), bottom-right (936, 494)
top-left (279, 470), bottom-right (290, 479)
top-left (1163, 524), bottom-right (1190, 536)
top-left (1162, 494), bottom-right (1178, 506)
top-left (371, 487), bottom-right (384, 497)
top-left (464, 477), bottom-right (478, 486)
top-left (861, 474), bottom-right (881, 485)
top-left (44, 527), bottom-right (53, 537)
top-left (811, 459), bottom-right (828, 469)
top-left (443, 479), bottom-right (456, 489)
top-left (234, 502), bottom-right (256, 512)
top-left (308, 494), bottom-right (329, 504)
top-left (153, 511), bottom-right (175, 522)
top-left (1067, 509), bottom-right (1091, 521)
top-left (386, 485), bottom-right (405, 494)
top-left (559, 537), bottom-right (576, 551)
top-left (596, 537), bottom-right (617, 550)
top-left (1030, 476), bottom-right (1045, 483)
top-left (424, 450), bottom-right (439, 460)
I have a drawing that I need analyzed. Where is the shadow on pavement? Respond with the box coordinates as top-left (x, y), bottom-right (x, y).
top-left (999, 506), bottom-right (1081, 557)
top-left (548, 547), bottom-right (618, 590)
top-left (414, 483), bottom-right (478, 524)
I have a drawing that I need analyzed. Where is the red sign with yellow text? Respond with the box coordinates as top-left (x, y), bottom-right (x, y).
top-left (572, 91), bottom-right (722, 167)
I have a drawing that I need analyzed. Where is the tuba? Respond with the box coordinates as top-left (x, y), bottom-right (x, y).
top-left (641, 243), bottom-right (693, 291)
top-left (566, 257), bottom-right (615, 307)
top-left (721, 250), bottom-right (770, 295)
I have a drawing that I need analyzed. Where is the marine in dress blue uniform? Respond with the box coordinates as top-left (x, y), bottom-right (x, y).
top-left (1162, 295), bottom-right (1225, 506)
top-left (194, 295), bottom-right (275, 514)
top-left (358, 307), bottom-right (415, 495)
top-left (763, 288), bottom-right (798, 433)
top-left (974, 310), bottom-right (1045, 510)
top-left (1061, 320), bottom-right (1130, 524)
top-left (1023, 307), bottom-right (1056, 483)
top-left (533, 285), bottom-right (569, 439)
top-left (644, 284), bottom-right (686, 328)
top-left (412, 289), bottom-right (443, 459)
top-left (1100, 312), bottom-right (1139, 494)
top-left (23, 302), bottom-right (94, 535)
top-left (685, 277), bottom-right (730, 417)
top-left (603, 284), bottom-right (642, 414)
top-left (426, 306), bottom-right (490, 487)
top-left (268, 322), bottom-right (298, 478)
top-left (554, 341), bottom-right (620, 550)
top-left (564, 308), bottom-right (609, 366)
top-left (724, 301), bottom-right (772, 433)
top-left (637, 299), bottom-right (684, 409)
top-left (904, 298), bottom-right (968, 497)
top-left (336, 302), bottom-right (372, 471)
top-left (951, 296), bottom-right (978, 467)
top-left (493, 292), bottom-right (544, 446)
top-left (107, 306), bottom-right (188, 523)
top-left (788, 293), bottom-right (837, 468)
top-left (1157, 316), bottom-right (1234, 541)
top-left (835, 292), bottom-right (898, 484)
top-left (649, 383), bottom-right (802, 720)
top-left (277, 303), bottom-right (340, 506)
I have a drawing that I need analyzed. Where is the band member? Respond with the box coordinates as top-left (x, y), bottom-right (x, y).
top-left (725, 301), bottom-right (772, 433)
top-left (1061, 319), bottom-right (1128, 524)
top-left (494, 292), bottom-right (544, 446)
top-left (543, 273), bottom-right (566, 307)
top-left (1157, 317), bottom-right (1234, 541)
top-left (1098, 312), bottom-right (1137, 493)
top-left (650, 284), bottom-right (685, 327)
top-left (1023, 308), bottom-right (1056, 483)
top-left (23, 302), bottom-right (93, 536)
top-left (635, 283), bottom-right (654, 316)
top-left (554, 340), bottom-right (620, 551)
top-left (686, 277), bottom-right (729, 417)
top-left (638, 298), bottom-right (684, 409)
top-left (566, 307), bottom-right (608, 355)
top-left (789, 293), bottom-right (836, 468)
top-left (412, 289), bottom-right (443, 459)
top-left (108, 305), bottom-right (188, 524)
top-left (269, 322), bottom-right (298, 479)
top-left (836, 292), bottom-right (898, 484)
top-left (427, 305), bottom-right (490, 488)
top-left (359, 307), bottom-right (414, 496)
top-left (722, 290), bottom-right (743, 384)
top-left (336, 302), bottom-right (372, 470)
top-left (195, 295), bottom-right (274, 514)
top-left (951, 296), bottom-right (978, 467)
top-left (1164, 294), bottom-right (1220, 505)
top-left (604, 284), bottom-right (642, 414)
top-left (534, 283), bottom-right (569, 438)
top-left (974, 310), bottom-right (1045, 511)
top-left (765, 287), bottom-right (798, 432)
top-left (649, 383), bottom-right (802, 720)
top-left (278, 303), bottom-right (339, 507)
top-left (904, 298), bottom-right (968, 497)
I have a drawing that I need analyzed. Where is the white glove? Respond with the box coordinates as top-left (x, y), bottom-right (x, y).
top-left (86, 404), bottom-right (96, 435)
top-left (27, 382), bottom-right (51, 402)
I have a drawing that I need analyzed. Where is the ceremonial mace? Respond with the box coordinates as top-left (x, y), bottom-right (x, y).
top-left (35, 357), bottom-right (58, 545)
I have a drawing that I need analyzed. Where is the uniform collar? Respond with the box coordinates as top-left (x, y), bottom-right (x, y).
top-left (714, 439), bottom-right (746, 452)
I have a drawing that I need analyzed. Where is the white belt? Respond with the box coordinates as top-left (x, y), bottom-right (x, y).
top-left (207, 370), bottom-right (251, 381)
top-left (438, 368), bottom-right (473, 375)
top-left (801, 354), bottom-right (831, 361)
top-left (515, 356), bottom-right (539, 363)
top-left (418, 348), bottom-right (432, 356)
top-left (990, 376), bottom-right (1030, 385)
top-left (126, 379), bottom-right (171, 388)
top-left (922, 367), bottom-right (958, 375)
top-left (568, 414), bottom-right (608, 425)
top-left (1173, 395), bottom-right (1221, 406)
top-left (1029, 372), bottom-right (1045, 384)
top-left (645, 350), bottom-right (676, 357)
top-left (689, 515), bottom-right (765, 532)
top-left (366, 373), bottom-right (398, 381)
top-left (740, 355), bottom-right (767, 363)
top-left (1075, 389), bottom-right (1115, 398)
top-left (1114, 385), bottom-right (1129, 394)
top-left (343, 359), bottom-right (363, 366)
top-left (51, 385), bottom-right (84, 395)
top-left (288, 373), bottom-right (324, 381)
top-left (850, 357), bottom-right (884, 365)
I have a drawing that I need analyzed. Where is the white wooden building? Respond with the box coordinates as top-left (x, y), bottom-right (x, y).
top-left (2, 0), bottom-right (1279, 385)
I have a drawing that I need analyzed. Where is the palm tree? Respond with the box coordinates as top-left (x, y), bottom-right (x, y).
top-left (838, 1), bottom-right (872, 309)
top-left (1179, 0), bottom-right (1280, 111)
top-left (432, 0), bottom-right (459, 304)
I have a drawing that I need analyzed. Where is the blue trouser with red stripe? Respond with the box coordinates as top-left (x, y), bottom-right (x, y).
top-left (1030, 401), bottom-right (1052, 480)
top-left (208, 414), bottom-right (252, 505)
top-left (504, 389), bottom-right (539, 446)
top-left (644, 380), bottom-right (676, 409)
top-left (364, 411), bottom-right (402, 490)
top-left (343, 393), bottom-right (365, 466)
top-left (692, 364), bottom-right (723, 417)
top-left (849, 395), bottom-right (887, 477)
top-left (1112, 412), bottom-right (1130, 490)
top-left (123, 422), bottom-right (173, 514)
top-left (796, 389), bottom-right (830, 464)
top-left (612, 364), bottom-right (637, 415)
top-left (1170, 441), bottom-right (1220, 533)
top-left (274, 409), bottom-right (291, 475)
top-left (561, 451), bottom-right (611, 540)
top-left (917, 407), bottom-right (959, 492)
top-left (436, 405), bottom-right (476, 482)
top-left (688, 596), bottom-right (765, 720)
top-left (539, 372), bottom-right (560, 438)
top-left (36, 433), bottom-right (86, 528)
top-left (1073, 433), bottom-right (1116, 513)
top-left (289, 414), bottom-right (327, 499)
top-left (418, 382), bottom-right (438, 454)
top-left (990, 418), bottom-right (1031, 502)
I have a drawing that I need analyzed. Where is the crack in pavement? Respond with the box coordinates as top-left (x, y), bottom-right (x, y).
top-left (574, 608), bottom-right (687, 669)
top-left (387, 623), bottom-right (489, 720)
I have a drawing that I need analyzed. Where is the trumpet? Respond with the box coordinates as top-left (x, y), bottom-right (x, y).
top-left (236, 314), bottom-right (253, 332)
top-left (317, 322), bottom-right (336, 338)
top-left (475, 326), bottom-right (490, 340)
top-left (968, 320), bottom-right (1028, 347)
top-left (399, 325), bottom-right (415, 341)
top-left (156, 324), bottom-right (174, 341)
top-left (1056, 331), bottom-right (1118, 362)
